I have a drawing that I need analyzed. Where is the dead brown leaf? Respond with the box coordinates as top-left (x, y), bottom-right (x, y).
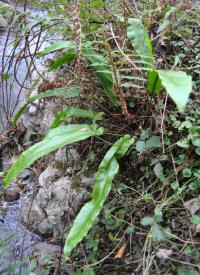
top-left (114, 243), bottom-right (127, 259)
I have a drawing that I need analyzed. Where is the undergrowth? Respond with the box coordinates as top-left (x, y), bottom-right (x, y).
top-left (1, 0), bottom-right (200, 274)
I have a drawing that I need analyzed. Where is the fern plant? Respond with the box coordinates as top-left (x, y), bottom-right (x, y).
top-left (3, 6), bottom-right (193, 259)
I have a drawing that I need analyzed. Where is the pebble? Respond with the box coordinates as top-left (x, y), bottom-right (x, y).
top-left (4, 188), bottom-right (20, 202)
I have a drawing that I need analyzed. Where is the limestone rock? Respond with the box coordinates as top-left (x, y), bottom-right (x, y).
top-left (22, 175), bottom-right (88, 240)
top-left (67, 148), bottom-right (80, 162)
top-left (31, 242), bottom-right (65, 274)
top-left (38, 164), bottom-right (63, 187)
top-left (29, 105), bottom-right (37, 116)
top-left (21, 201), bottom-right (52, 236)
top-left (1, 154), bottom-right (12, 172)
top-left (54, 147), bottom-right (80, 166)
top-left (33, 242), bottom-right (61, 259)
top-left (39, 102), bottom-right (60, 135)
top-left (54, 147), bottom-right (67, 165)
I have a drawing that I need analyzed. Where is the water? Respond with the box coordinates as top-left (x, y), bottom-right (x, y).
top-left (0, 2), bottom-right (47, 272)
top-left (0, 195), bottom-right (41, 273)
top-left (0, 1), bottom-right (47, 132)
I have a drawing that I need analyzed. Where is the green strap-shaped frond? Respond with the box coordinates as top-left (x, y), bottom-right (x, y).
top-left (127, 18), bottom-right (153, 68)
top-left (12, 87), bottom-right (80, 125)
top-left (83, 47), bottom-right (118, 106)
top-left (64, 134), bottom-right (134, 257)
top-left (50, 107), bottom-right (104, 129)
top-left (3, 124), bottom-right (104, 188)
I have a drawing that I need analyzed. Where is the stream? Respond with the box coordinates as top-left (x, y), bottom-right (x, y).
top-left (0, 1), bottom-right (48, 273)
top-left (0, 0), bottom-right (47, 133)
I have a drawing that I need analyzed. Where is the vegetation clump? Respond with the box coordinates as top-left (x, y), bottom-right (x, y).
top-left (0, 0), bottom-right (200, 274)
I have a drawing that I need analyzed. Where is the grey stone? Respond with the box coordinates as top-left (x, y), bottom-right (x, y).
top-left (39, 103), bottom-right (60, 135)
top-left (37, 219), bottom-right (53, 236)
top-left (81, 175), bottom-right (94, 187)
top-left (23, 127), bottom-right (38, 144)
top-left (53, 148), bottom-right (80, 169)
top-left (0, 14), bottom-right (7, 28)
top-left (4, 188), bottom-right (20, 202)
top-left (67, 148), bottom-right (80, 162)
top-left (29, 105), bottom-right (38, 116)
top-left (1, 155), bottom-right (12, 172)
top-left (21, 201), bottom-right (44, 226)
top-left (22, 175), bottom-right (88, 239)
top-left (38, 164), bottom-right (63, 187)
top-left (20, 112), bottom-right (31, 128)
top-left (54, 147), bottom-right (67, 164)
top-left (20, 169), bottom-right (32, 180)
top-left (21, 201), bottom-right (52, 236)
top-left (32, 242), bottom-right (61, 263)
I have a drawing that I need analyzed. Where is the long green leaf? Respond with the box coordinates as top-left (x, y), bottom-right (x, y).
top-left (30, 87), bottom-right (80, 101)
top-left (48, 52), bottom-right (76, 71)
top-left (41, 41), bottom-right (76, 55)
top-left (157, 7), bottom-right (176, 33)
top-left (127, 18), bottom-right (153, 68)
top-left (41, 41), bottom-right (118, 106)
top-left (12, 103), bottom-right (28, 125)
top-left (83, 47), bottom-right (118, 106)
top-left (3, 124), bottom-right (104, 188)
top-left (157, 70), bottom-right (192, 112)
top-left (64, 135), bottom-right (134, 257)
top-left (50, 107), bottom-right (104, 128)
top-left (12, 87), bottom-right (80, 125)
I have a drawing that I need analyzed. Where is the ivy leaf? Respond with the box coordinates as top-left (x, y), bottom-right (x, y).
top-left (152, 224), bottom-right (166, 241)
top-left (141, 216), bottom-right (155, 226)
top-left (157, 70), bottom-right (192, 112)
top-left (135, 140), bottom-right (146, 154)
top-left (192, 138), bottom-right (200, 147)
top-left (146, 136), bottom-right (161, 150)
top-left (177, 139), bottom-right (190, 148)
top-left (190, 215), bottom-right (200, 225)
top-left (195, 147), bottom-right (200, 156)
top-left (182, 168), bottom-right (192, 178)
top-left (153, 162), bottom-right (164, 179)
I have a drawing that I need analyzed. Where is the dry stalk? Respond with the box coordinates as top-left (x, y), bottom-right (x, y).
top-left (105, 41), bottom-right (134, 123)
top-left (69, 1), bottom-right (83, 80)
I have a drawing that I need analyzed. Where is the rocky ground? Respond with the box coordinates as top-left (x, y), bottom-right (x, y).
top-left (0, 76), bottom-right (95, 274)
